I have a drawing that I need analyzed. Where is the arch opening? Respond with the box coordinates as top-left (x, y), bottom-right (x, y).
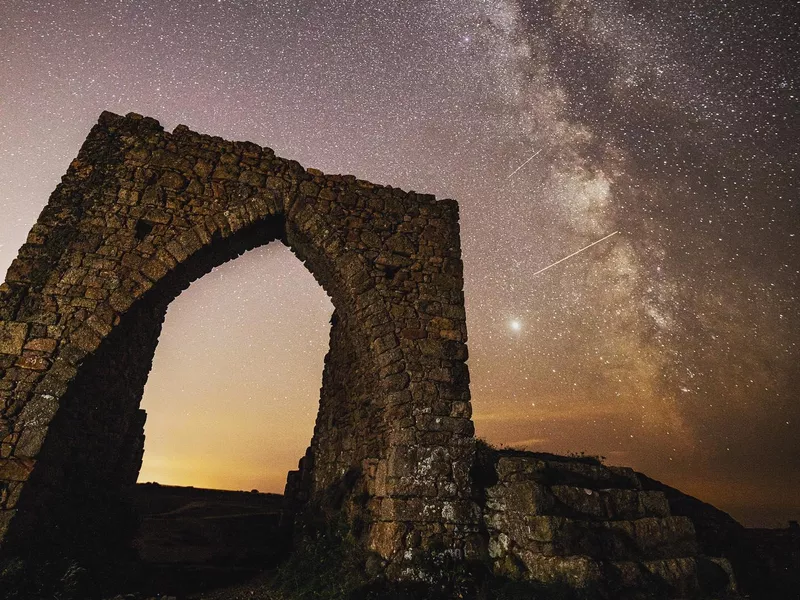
top-left (138, 241), bottom-right (332, 493)
top-left (131, 240), bottom-right (334, 592)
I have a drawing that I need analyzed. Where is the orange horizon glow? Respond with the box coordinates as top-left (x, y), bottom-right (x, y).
top-left (136, 246), bottom-right (794, 530)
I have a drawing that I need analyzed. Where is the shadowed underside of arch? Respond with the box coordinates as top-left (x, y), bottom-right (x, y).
top-left (0, 112), bottom-right (479, 578)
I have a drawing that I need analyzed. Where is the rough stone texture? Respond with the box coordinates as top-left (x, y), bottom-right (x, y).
top-left (638, 472), bottom-right (800, 599)
top-left (0, 112), bottom-right (479, 575)
top-left (482, 451), bottom-right (738, 598)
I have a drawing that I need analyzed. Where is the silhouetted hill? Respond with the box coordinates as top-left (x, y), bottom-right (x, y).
top-left (131, 483), bottom-right (288, 595)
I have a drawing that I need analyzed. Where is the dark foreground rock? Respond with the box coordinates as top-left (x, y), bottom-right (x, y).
top-left (120, 457), bottom-right (796, 600)
top-left (10, 463), bottom-right (796, 599)
top-left (637, 473), bottom-right (800, 600)
top-left (130, 483), bottom-right (288, 594)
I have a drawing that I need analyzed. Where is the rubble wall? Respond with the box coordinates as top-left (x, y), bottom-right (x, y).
top-left (0, 112), bottom-right (479, 575)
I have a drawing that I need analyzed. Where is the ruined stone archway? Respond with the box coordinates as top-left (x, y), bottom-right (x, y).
top-left (0, 112), bottom-right (480, 576)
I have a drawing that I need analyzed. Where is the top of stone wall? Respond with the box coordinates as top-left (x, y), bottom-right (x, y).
top-left (99, 110), bottom-right (455, 211)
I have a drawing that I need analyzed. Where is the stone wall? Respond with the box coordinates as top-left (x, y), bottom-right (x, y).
top-left (0, 112), bottom-right (480, 576)
top-left (480, 449), bottom-right (737, 598)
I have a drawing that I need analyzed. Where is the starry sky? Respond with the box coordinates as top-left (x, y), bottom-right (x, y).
top-left (1, 0), bottom-right (797, 527)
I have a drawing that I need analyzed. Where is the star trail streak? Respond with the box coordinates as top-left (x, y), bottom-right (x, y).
top-left (507, 148), bottom-right (543, 179)
top-left (531, 232), bottom-right (620, 278)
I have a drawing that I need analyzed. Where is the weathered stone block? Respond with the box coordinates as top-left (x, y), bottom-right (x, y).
top-left (0, 458), bottom-right (35, 482)
top-left (15, 354), bottom-right (49, 371)
top-left (0, 322), bottom-right (27, 355)
top-left (158, 171), bottom-right (186, 190)
top-left (14, 425), bottom-right (48, 457)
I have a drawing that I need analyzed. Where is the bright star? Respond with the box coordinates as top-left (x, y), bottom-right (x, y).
top-left (510, 320), bottom-right (522, 331)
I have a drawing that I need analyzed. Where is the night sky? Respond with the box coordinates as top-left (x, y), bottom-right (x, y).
top-left (1, 0), bottom-right (797, 527)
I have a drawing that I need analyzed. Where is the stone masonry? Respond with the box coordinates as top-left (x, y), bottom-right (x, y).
top-left (0, 112), bottom-right (480, 577)
top-left (479, 449), bottom-right (738, 597)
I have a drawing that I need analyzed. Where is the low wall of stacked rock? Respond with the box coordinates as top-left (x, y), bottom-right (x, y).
top-left (480, 450), bottom-right (737, 597)
top-left (0, 112), bottom-right (480, 576)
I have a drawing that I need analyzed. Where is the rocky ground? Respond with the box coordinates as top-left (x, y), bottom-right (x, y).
top-left (101, 466), bottom-right (798, 600)
top-left (128, 483), bottom-right (288, 597)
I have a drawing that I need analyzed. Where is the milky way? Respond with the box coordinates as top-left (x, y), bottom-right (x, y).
top-left (1, 0), bottom-right (797, 526)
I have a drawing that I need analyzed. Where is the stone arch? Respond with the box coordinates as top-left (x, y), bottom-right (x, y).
top-left (0, 112), bottom-right (480, 577)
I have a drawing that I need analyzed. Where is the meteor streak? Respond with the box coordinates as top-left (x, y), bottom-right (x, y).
top-left (507, 148), bottom-right (542, 179)
top-left (532, 231), bottom-right (620, 277)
